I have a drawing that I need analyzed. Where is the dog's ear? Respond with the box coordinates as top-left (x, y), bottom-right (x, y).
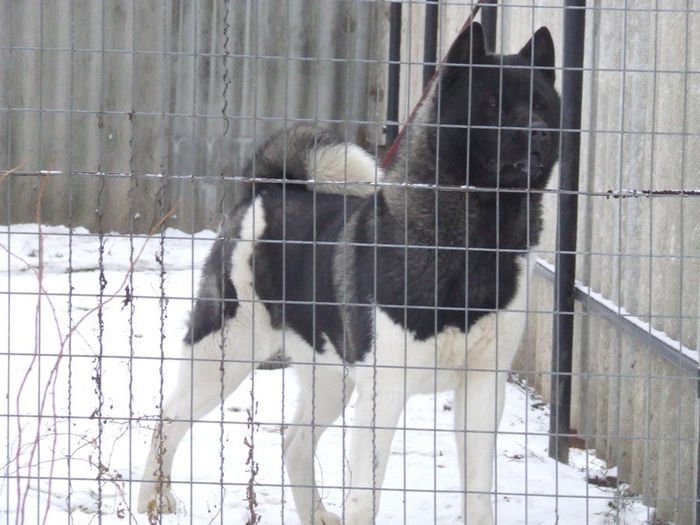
top-left (441, 22), bottom-right (486, 86)
top-left (519, 27), bottom-right (556, 83)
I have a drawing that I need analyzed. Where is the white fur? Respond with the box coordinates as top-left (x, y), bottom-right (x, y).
top-left (139, 199), bottom-right (345, 524)
top-left (343, 252), bottom-right (535, 524)
top-left (306, 144), bottom-right (383, 197)
top-left (138, 195), bottom-right (536, 525)
top-left (137, 197), bottom-right (277, 516)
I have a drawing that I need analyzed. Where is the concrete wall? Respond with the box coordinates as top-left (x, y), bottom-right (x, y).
top-left (0, 0), bottom-right (388, 233)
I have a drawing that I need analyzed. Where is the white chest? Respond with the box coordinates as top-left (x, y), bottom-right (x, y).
top-left (367, 253), bottom-right (534, 395)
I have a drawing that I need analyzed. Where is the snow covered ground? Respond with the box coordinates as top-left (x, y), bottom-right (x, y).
top-left (1, 224), bottom-right (656, 524)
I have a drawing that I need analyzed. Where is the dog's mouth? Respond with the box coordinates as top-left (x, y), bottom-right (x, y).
top-left (488, 154), bottom-right (544, 174)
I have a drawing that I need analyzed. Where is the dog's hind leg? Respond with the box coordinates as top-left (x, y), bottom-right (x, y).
top-left (454, 369), bottom-right (506, 525)
top-left (343, 368), bottom-right (404, 525)
top-left (138, 323), bottom-right (272, 516)
top-left (285, 364), bottom-right (354, 525)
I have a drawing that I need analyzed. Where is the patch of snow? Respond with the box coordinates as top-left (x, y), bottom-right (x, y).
top-left (0, 227), bottom-right (657, 524)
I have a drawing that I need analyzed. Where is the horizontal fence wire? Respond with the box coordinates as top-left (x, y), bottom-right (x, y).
top-left (1, 1), bottom-right (698, 525)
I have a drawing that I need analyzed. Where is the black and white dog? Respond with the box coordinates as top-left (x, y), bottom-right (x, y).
top-left (139, 23), bottom-right (560, 524)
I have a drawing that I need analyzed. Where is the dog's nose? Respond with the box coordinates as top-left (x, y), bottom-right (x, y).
top-left (529, 121), bottom-right (550, 152)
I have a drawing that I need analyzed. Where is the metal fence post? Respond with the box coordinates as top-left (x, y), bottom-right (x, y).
top-left (480, 0), bottom-right (498, 53)
top-left (549, 0), bottom-right (587, 464)
top-left (386, 2), bottom-right (402, 147)
top-left (423, 0), bottom-right (439, 87)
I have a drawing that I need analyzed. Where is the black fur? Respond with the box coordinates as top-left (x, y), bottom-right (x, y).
top-left (184, 125), bottom-right (352, 345)
top-left (254, 190), bottom-right (364, 356)
top-left (184, 205), bottom-right (247, 344)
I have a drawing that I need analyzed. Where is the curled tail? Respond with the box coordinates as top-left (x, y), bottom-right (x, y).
top-left (245, 124), bottom-right (383, 197)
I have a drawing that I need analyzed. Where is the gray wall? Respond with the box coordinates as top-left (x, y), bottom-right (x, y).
top-left (496, 2), bottom-right (698, 523)
top-left (395, 2), bottom-right (697, 522)
top-left (0, 0), bottom-right (388, 233)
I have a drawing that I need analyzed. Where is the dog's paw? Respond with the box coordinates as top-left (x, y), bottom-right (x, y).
top-left (314, 510), bottom-right (342, 525)
top-left (136, 490), bottom-right (178, 515)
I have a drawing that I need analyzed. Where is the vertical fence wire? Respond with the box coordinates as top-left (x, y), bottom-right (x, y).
top-left (219, 2), bottom-right (231, 521)
top-left (1, 1), bottom-right (700, 525)
top-left (613, 2), bottom-right (629, 520)
top-left (65, 0), bottom-right (76, 520)
top-left (126, 0), bottom-right (137, 518)
top-left (96, 1), bottom-right (106, 520)
top-left (678, 3), bottom-right (691, 522)
top-left (3, 1), bottom-right (10, 519)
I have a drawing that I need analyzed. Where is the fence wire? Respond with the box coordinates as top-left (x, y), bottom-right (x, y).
top-left (1, 1), bottom-right (699, 525)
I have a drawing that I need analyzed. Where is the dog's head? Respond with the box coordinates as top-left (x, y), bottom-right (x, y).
top-left (435, 22), bottom-right (561, 190)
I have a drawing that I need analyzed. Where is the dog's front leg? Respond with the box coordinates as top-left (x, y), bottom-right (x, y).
top-left (344, 371), bottom-right (404, 525)
top-left (454, 370), bottom-right (506, 525)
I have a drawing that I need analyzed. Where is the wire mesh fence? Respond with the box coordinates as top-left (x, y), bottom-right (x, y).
top-left (1, 1), bottom-right (698, 524)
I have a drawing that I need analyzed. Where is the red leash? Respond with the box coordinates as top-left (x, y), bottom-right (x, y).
top-left (380, 3), bottom-right (485, 169)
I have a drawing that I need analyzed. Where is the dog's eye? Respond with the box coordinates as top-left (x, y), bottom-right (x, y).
top-left (533, 101), bottom-right (545, 111)
top-left (486, 96), bottom-right (499, 110)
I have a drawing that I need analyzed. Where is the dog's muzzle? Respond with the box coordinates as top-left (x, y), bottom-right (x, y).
top-left (512, 153), bottom-right (544, 174)
top-left (487, 154), bottom-right (544, 175)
